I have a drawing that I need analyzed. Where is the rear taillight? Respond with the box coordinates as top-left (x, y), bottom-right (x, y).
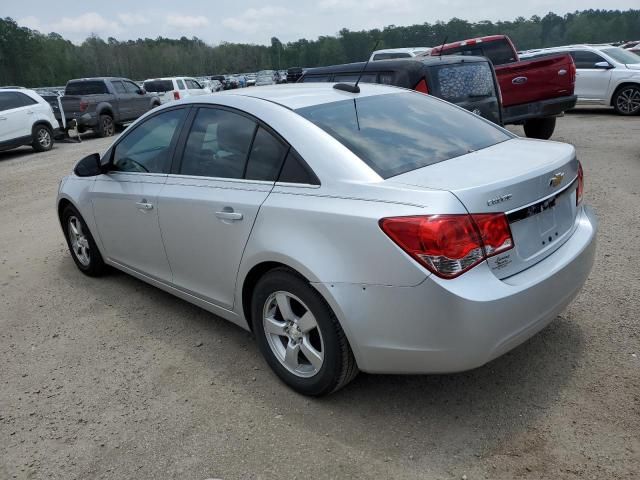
top-left (173, 91), bottom-right (180, 100)
top-left (79, 100), bottom-right (88, 112)
top-left (380, 213), bottom-right (513, 279)
top-left (576, 161), bottom-right (584, 206)
top-left (414, 78), bottom-right (429, 94)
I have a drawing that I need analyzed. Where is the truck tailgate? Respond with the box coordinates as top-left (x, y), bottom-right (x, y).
top-left (496, 54), bottom-right (574, 108)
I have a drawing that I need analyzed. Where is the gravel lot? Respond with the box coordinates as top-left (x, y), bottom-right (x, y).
top-left (1, 109), bottom-right (639, 480)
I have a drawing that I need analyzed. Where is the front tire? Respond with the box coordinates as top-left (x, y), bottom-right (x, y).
top-left (523, 117), bottom-right (556, 140)
top-left (61, 205), bottom-right (107, 277)
top-left (251, 268), bottom-right (358, 396)
top-left (97, 114), bottom-right (115, 137)
top-left (31, 124), bottom-right (53, 152)
top-left (612, 85), bottom-right (640, 116)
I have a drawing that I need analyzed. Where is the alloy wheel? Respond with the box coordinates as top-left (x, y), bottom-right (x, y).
top-left (262, 291), bottom-right (325, 378)
top-left (37, 128), bottom-right (51, 148)
top-left (102, 117), bottom-right (114, 136)
top-left (616, 87), bottom-right (640, 114)
top-left (68, 216), bottom-right (91, 266)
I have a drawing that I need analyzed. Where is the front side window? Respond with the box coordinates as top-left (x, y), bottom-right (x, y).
top-left (297, 91), bottom-right (511, 178)
top-left (123, 81), bottom-right (140, 94)
top-left (571, 51), bottom-right (606, 69)
top-left (179, 108), bottom-right (257, 179)
top-left (112, 81), bottom-right (126, 94)
top-left (112, 108), bottom-right (186, 173)
top-left (601, 47), bottom-right (640, 65)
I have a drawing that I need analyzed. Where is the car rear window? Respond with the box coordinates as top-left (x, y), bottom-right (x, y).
top-left (143, 80), bottom-right (174, 92)
top-left (65, 81), bottom-right (108, 95)
top-left (434, 62), bottom-right (496, 101)
top-left (296, 91), bottom-right (510, 178)
top-left (373, 52), bottom-right (412, 60)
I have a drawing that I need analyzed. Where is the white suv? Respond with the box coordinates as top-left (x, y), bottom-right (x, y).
top-left (520, 45), bottom-right (640, 115)
top-left (0, 88), bottom-right (58, 152)
top-left (142, 77), bottom-right (211, 104)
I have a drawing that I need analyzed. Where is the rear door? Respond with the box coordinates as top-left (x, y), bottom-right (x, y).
top-left (0, 92), bottom-right (37, 143)
top-left (158, 106), bottom-right (288, 308)
top-left (570, 51), bottom-right (613, 101)
top-left (90, 107), bottom-right (188, 282)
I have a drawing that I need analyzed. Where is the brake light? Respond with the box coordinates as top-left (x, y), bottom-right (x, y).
top-left (379, 213), bottom-right (513, 279)
top-left (414, 78), bottom-right (429, 94)
top-left (576, 161), bottom-right (584, 206)
top-left (173, 91), bottom-right (180, 100)
top-left (79, 100), bottom-right (88, 112)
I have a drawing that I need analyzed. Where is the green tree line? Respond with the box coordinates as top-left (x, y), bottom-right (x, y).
top-left (1, 9), bottom-right (639, 87)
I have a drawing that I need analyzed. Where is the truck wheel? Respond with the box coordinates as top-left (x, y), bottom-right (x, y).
top-left (31, 124), bottom-right (53, 152)
top-left (612, 85), bottom-right (640, 116)
top-left (97, 114), bottom-right (115, 137)
top-left (523, 117), bottom-right (556, 140)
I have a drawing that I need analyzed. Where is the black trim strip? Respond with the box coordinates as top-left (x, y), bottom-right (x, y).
top-left (506, 176), bottom-right (578, 224)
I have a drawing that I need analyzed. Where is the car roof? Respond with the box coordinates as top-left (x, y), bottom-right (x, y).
top-left (303, 56), bottom-right (489, 77)
top-left (199, 83), bottom-right (402, 110)
top-left (520, 44), bottom-right (615, 55)
top-left (372, 47), bottom-right (430, 54)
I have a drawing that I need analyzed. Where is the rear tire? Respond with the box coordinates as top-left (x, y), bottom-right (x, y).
top-left (523, 117), bottom-right (556, 140)
top-left (31, 124), bottom-right (53, 152)
top-left (251, 268), bottom-right (358, 396)
top-left (612, 85), bottom-right (640, 116)
top-left (61, 205), bottom-right (107, 277)
top-left (97, 114), bottom-right (115, 138)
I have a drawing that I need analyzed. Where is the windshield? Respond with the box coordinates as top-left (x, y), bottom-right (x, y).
top-left (602, 47), bottom-right (640, 64)
top-left (296, 91), bottom-right (511, 178)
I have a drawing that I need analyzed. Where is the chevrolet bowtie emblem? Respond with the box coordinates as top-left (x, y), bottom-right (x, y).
top-left (549, 172), bottom-right (565, 188)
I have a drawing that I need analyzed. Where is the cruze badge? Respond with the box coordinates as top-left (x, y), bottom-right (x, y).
top-left (549, 172), bottom-right (565, 188)
top-left (487, 193), bottom-right (513, 206)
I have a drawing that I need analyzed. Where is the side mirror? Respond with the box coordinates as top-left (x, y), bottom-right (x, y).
top-left (74, 153), bottom-right (103, 177)
top-left (594, 61), bottom-right (613, 69)
top-left (137, 88), bottom-right (146, 95)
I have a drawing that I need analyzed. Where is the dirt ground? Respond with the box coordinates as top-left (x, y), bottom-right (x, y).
top-left (1, 108), bottom-right (638, 479)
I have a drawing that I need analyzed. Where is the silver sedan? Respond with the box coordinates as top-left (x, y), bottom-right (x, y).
top-left (57, 83), bottom-right (597, 396)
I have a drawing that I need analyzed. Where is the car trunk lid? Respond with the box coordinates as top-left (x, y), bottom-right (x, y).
top-left (387, 138), bottom-right (580, 279)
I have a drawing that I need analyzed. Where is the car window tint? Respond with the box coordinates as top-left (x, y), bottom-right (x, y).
top-left (571, 51), bottom-right (605, 69)
top-left (297, 91), bottom-right (511, 179)
top-left (123, 81), bottom-right (139, 93)
top-left (112, 81), bottom-right (126, 94)
top-left (377, 72), bottom-right (396, 85)
top-left (179, 108), bottom-right (257, 179)
top-left (278, 150), bottom-right (319, 185)
top-left (112, 108), bottom-right (186, 174)
top-left (245, 127), bottom-right (288, 181)
top-left (177, 79), bottom-right (186, 90)
top-left (481, 40), bottom-right (516, 65)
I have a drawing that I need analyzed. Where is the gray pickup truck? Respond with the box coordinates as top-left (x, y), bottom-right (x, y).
top-left (57, 77), bottom-right (160, 137)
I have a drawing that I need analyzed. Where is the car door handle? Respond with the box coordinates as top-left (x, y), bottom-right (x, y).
top-left (26, 111), bottom-right (34, 115)
top-left (135, 201), bottom-right (154, 210)
top-left (215, 211), bottom-right (243, 221)
top-left (512, 76), bottom-right (528, 85)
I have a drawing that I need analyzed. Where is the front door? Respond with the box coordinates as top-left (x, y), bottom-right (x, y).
top-left (571, 51), bottom-right (613, 101)
top-left (90, 107), bottom-right (188, 281)
top-left (0, 92), bottom-right (36, 144)
top-left (158, 106), bottom-right (289, 308)
top-left (123, 80), bottom-right (149, 119)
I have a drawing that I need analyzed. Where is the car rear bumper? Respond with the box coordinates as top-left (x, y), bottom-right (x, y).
top-left (503, 94), bottom-right (578, 124)
top-left (314, 205), bottom-right (597, 374)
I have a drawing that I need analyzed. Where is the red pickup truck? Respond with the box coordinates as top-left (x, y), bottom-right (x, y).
top-left (430, 35), bottom-right (577, 139)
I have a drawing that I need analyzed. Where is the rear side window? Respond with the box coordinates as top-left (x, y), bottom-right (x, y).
top-left (112, 108), bottom-right (186, 174)
top-left (0, 92), bottom-right (36, 111)
top-left (296, 92), bottom-right (511, 179)
top-left (435, 62), bottom-right (496, 101)
top-left (65, 81), bottom-right (107, 95)
top-left (245, 127), bottom-right (288, 181)
top-left (278, 150), bottom-right (319, 185)
top-left (176, 79), bottom-right (186, 90)
top-left (143, 80), bottom-right (173, 92)
top-left (179, 108), bottom-right (257, 179)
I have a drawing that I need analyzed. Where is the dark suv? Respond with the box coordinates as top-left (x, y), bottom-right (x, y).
top-left (300, 56), bottom-right (502, 126)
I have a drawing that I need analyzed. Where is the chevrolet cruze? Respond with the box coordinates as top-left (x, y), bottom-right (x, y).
top-left (57, 83), bottom-right (597, 396)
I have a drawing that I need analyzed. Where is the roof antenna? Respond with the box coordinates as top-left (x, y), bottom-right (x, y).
top-left (334, 40), bottom-right (380, 94)
top-left (437, 35), bottom-right (448, 59)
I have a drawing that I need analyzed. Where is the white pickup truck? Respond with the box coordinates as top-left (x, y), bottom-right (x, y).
top-left (520, 44), bottom-right (640, 115)
top-left (142, 77), bottom-right (211, 104)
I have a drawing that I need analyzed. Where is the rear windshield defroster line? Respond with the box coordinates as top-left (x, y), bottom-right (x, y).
top-left (296, 92), bottom-right (511, 179)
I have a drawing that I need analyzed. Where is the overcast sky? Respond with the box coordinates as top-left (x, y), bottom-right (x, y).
top-left (7, 0), bottom-right (638, 45)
